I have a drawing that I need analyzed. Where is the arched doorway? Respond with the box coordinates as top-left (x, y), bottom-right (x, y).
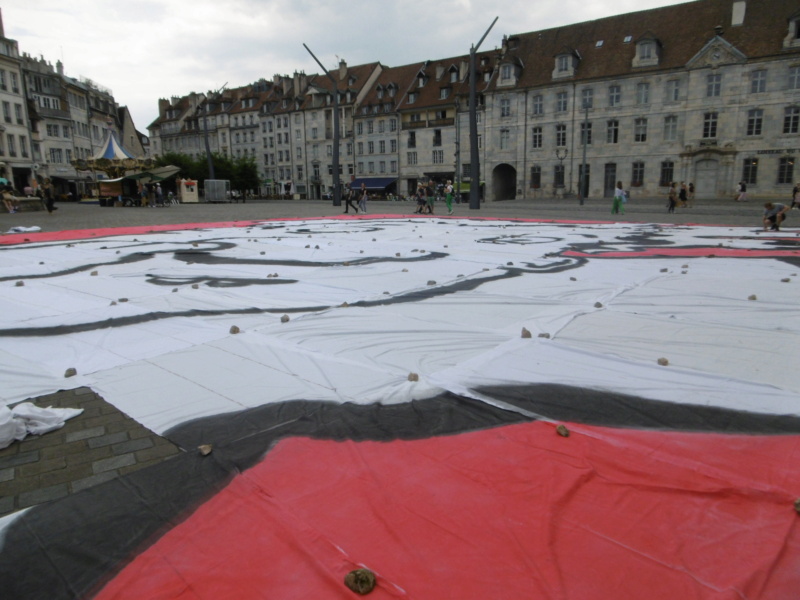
top-left (492, 164), bottom-right (517, 201)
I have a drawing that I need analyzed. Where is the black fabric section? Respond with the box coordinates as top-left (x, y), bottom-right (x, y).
top-left (476, 383), bottom-right (800, 434)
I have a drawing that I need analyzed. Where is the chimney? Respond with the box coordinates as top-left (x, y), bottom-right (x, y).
top-left (0, 8), bottom-right (5, 38)
top-left (339, 59), bottom-right (347, 81)
top-left (732, 1), bottom-right (746, 26)
top-left (56, 60), bottom-right (64, 76)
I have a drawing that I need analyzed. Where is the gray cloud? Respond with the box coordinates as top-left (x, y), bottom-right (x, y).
top-left (4, 0), bottom-right (684, 131)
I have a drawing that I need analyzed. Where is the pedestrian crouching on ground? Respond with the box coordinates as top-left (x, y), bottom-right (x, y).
top-left (763, 202), bottom-right (789, 231)
top-left (2, 185), bottom-right (19, 213)
top-left (667, 182), bottom-right (677, 213)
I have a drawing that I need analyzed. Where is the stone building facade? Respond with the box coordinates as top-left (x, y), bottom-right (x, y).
top-left (149, 0), bottom-right (800, 201)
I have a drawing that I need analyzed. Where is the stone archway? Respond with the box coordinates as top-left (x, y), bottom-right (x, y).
top-left (492, 164), bottom-right (517, 201)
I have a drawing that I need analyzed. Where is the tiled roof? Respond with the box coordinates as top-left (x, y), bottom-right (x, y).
top-left (494, 0), bottom-right (800, 90)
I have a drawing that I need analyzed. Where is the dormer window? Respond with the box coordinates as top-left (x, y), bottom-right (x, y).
top-left (282, 99), bottom-right (288, 108)
top-left (449, 69), bottom-right (458, 83)
top-left (377, 87), bottom-right (384, 99)
top-left (553, 52), bottom-right (577, 79)
top-left (417, 75), bottom-right (427, 88)
top-left (440, 87), bottom-right (451, 100)
top-left (784, 14), bottom-right (800, 48)
top-left (408, 92), bottom-right (417, 104)
top-left (389, 86), bottom-right (397, 98)
top-left (501, 64), bottom-right (512, 82)
top-left (632, 36), bottom-right (661, 68)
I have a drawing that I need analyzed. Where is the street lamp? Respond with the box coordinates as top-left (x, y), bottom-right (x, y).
top-left (555, 148), bottom-right (567, 196)
top-left (304, 43), bottom-right (341, 207)
top-left (578, 101), bottom-right (589, 206)
top-left (202, 82), bottom-right (227, 181)
top-left (468, 16), bottom-right (499, 210)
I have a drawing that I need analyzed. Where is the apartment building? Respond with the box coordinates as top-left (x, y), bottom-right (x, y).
top-left (0, 25), bottom-right (31, 190)
top-left (480, 0), bottom-right (800, 200)
top-left (149, 0), bottom-right (800, 201)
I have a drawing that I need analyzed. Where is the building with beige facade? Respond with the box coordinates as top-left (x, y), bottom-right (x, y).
top-left (149, 0), bottom-right (800, 202)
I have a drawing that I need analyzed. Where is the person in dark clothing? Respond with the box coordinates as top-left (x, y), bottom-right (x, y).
top-left (343, 187), bottom-right (359, 214)
top-left (43, 179), bottom-right (57, 213)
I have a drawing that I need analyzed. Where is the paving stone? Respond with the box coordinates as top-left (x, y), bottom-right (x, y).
top-left (70, 471), bottom-right (118, 494)
top-left (18, 483), bottom-right (70, 508)
top-left (40, 463), bottom-right (93, 488)
top-left (87, 431), bottom-right (129, 449)
top-left (41, 440), bottom-right (94, 460)
top-left (84, 412), bottom-right (125, 429)
top-left (0, 495), bottom-right (15, 515)
top-left (67, 445), bottom-right (113, 466)
top-left (111, 437), bottom-right (153, 455)
top-left (105, 419), bottom-right (140, 435)
top-left (16, 431), bottom-right (68, 451)
top-left (0, 450), bottom-right (40, 468)
top-left (65, 426), bottom-right (106, 443)
top-left (92, 453), bottom-right (136, 474)
top-left (17, 456), bottom-right (67, 478)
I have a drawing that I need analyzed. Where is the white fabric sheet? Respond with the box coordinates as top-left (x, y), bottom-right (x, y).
top-left (0, 219), bottom-right (797, 434)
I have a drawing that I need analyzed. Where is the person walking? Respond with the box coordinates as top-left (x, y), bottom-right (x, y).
top-left (444, 180), bottom-right (454, 215)
top-left (343, 186), bottom-right (359, 214)
top-left (736, 181), bottom-right (748, 202)
top-left (679, 182), bottom-right (688, 208)
top-left (424, 180), bottom-right (435, 214)
top-left (413, 183), bottom-right (426, 214)
top-left (611, 181), bottom-right (625, 215)
top-left (667, 182), bottom-right (677, 213)
top-left (791, 182), bottom-right (800, 210)
top-left (42, 178), bottom-right (56, 214)
top-left (155, 184), bottom-right (164, 207)
top-left (357, 183), bottom-right (368, 214)
top-left (687, 182), bottom-right (695, 207)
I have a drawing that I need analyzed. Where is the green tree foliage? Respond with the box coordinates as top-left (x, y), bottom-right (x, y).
top-left (155, 152), bottom-right (261, 195)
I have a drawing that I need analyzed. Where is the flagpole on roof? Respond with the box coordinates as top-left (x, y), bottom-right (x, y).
top-left (304, 43), bottom-right (342, 207)
top-left (202, 83), bottom-right (227, 181)
top-left (469, 16), bottom-right (498, 210)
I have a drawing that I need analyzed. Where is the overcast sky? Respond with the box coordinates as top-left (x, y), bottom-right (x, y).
top-left (5, 0), bottom-right (686, 133)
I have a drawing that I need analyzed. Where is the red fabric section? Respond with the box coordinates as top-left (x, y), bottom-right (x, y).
top-left (565, 248), bottom-right (800, 258)
top-left (94, 422), bottom-right (800, 600)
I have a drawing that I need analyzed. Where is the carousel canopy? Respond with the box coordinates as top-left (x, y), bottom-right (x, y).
top-left (91, 130), bottom-right (136, 161)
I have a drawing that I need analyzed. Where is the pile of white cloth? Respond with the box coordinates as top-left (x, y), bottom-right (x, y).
top-left (0, 403), bottom-right (83, 449)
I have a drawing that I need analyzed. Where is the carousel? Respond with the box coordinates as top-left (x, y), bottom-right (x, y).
top-left (72, 130), bottom-right (179, 205)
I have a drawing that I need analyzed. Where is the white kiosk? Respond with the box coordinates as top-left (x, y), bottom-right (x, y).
top-left (178, 178), bottom-right (199, 203)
